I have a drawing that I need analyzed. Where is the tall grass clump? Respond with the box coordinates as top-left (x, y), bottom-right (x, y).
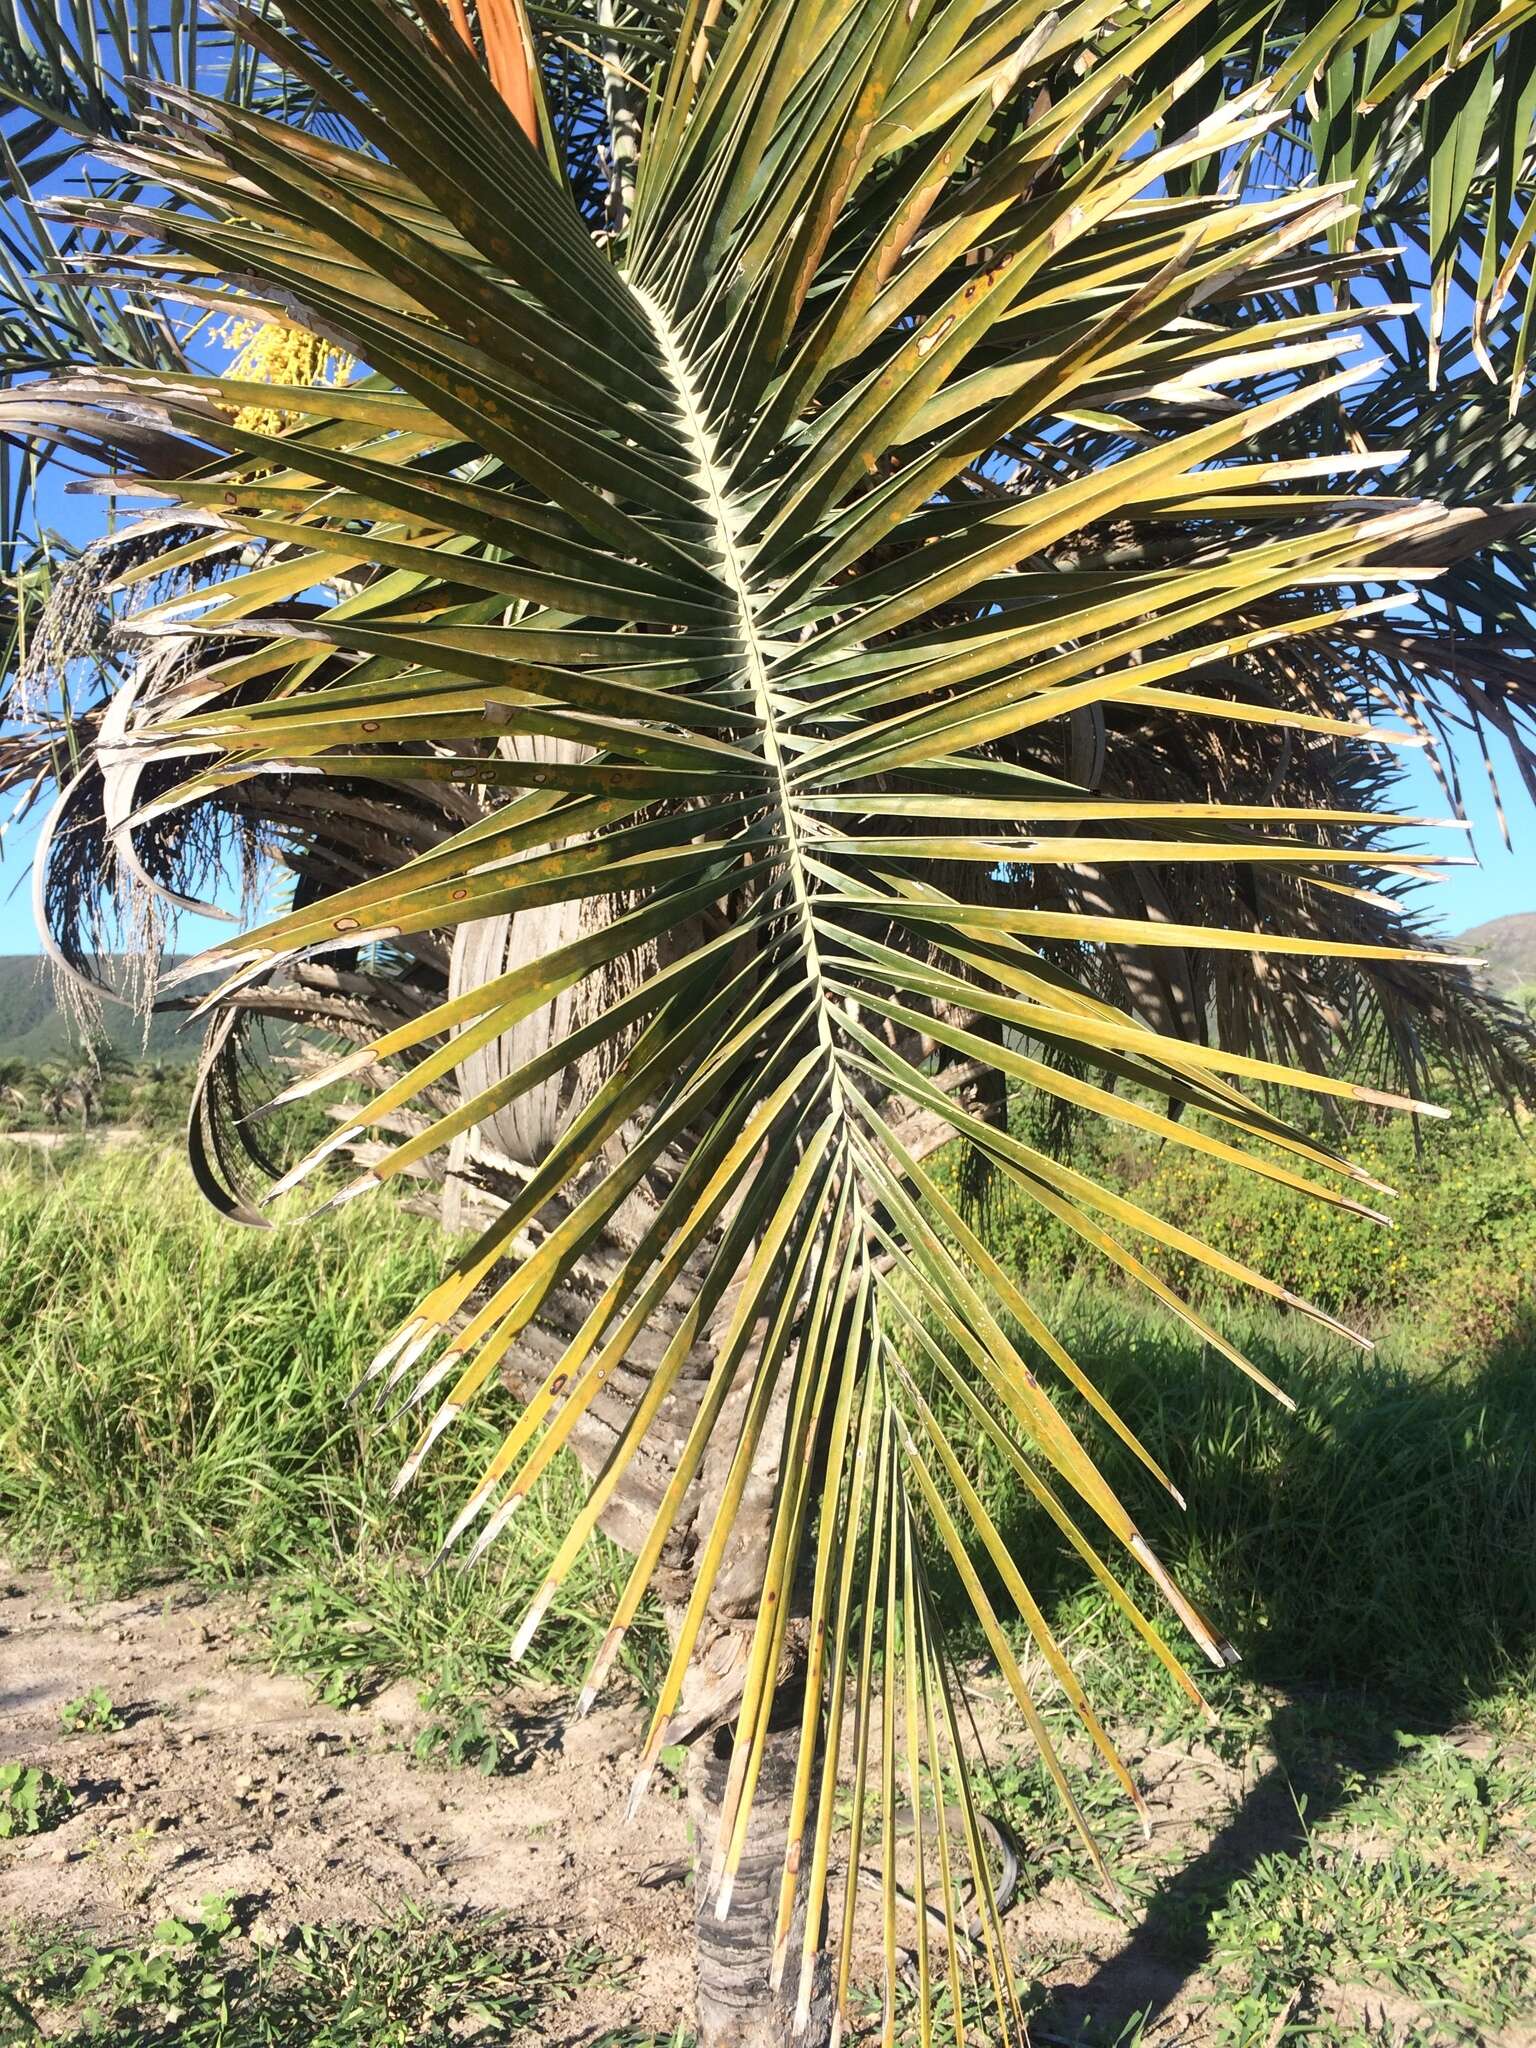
top-left (927, 1288), bottom-right (1536, 1720)
top-left (0, 1145), bottom-right (664, 1698)
top-left (0, 1145), bottom-right (442, 1580)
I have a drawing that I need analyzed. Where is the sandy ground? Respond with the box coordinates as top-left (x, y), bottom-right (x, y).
top-left (0, 1573), bottom-right (695, 2036)
top-left (3, 1571), bottom-right (1534, 2043)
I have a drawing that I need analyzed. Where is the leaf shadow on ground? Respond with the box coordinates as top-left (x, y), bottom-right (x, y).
top-left (957, 1306), bottom-right (1536, 2043)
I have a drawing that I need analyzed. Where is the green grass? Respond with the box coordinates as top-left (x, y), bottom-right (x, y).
top-left (0, 1895), bottom-right (635, 2046)
top-left (986, 1695), bottom-right (1536, 2046)
top-left (7, 1142), bottom-right (1533, 1713)
top-left (3, 1140), bottom-right (1534, 2046)
top-left (0, 1146), bottom-right (442, 1583)
top-left (1207, 1843), bottom-right (1533, 2043)
top-left (1327, 1733), bottom-right (1536, 1854)
top-left (0, 1145), bottom-right (666, 1702)
top-left (4, 1141), bottom-right (1533, 1721)
top-left (919, 1284), bottom-right (1536, 1720)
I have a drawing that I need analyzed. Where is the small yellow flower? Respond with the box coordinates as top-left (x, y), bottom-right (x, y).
top-left (213, 314), bottom-right (353, 432)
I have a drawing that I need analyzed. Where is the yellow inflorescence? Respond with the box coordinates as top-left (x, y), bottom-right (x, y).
top-left (213, 315), bottom-right (354, 433)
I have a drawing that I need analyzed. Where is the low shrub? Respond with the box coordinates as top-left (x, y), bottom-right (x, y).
top-left (970, 1100), bottom-right (1536, 1355)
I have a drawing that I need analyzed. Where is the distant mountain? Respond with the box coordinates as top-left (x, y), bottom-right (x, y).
top-left (0, 955), bottom-right (205, 1065)
top-left (1455, 912), bottom-right (1536, 999)
top-left (7, 917), bottom-right (1531, 1068)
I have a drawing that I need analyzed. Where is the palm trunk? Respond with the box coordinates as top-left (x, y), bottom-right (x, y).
top-left (464, 875), bottom-right (835, 2043)
top-left (599, 0), bottom-right (640, 235)
top-left (673, 1328), bottom-right (835, 2048)
top-left (484, 1241), bottom-right (836, 2045)
top-left (689, 1718), bottom-right (833, 2048)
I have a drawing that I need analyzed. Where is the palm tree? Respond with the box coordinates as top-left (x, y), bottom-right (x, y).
top-left (0, 1056), bottom-right (28, 1124)
top-left (67, 1063), bottom-right (97, 1133)
top-left (4, 2), bottom-right (1536, 2040)
top-left (30, 1056), bottom-right (101, 1132)
top-left (33, 1062), bottom-right (69, 1130)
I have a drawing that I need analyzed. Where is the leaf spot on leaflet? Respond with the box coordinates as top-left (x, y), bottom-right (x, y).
top-left (334, 917), bottom-right (360, 933)
top-left (550, 1374), bottom-right (568, 1395)
top-left (917, 315), bottom-right (954, 357)
top-left (361, 720), bottom-right (380, 732)
top-left (451, 888), bottom-right (468, 901)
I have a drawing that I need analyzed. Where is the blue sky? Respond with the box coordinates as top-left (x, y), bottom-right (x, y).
top-left (1391, 744), bottom-right (1536, 936)
top-left (0, 807), bottom-right (244, 956)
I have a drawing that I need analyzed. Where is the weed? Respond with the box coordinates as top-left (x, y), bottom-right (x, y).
top-left (1208, 1843), bottom-right (1533, 2041)
top-left (971, 1747), bottom-right (1150, 1907)
top-left (586, 2034), bottom-right (695, 2048)
top-left (411, 1698), bottom-right (507, 1774)
top-left (0, 1764), bottom-right (71, 1839)
top-left (1321, 1733), bottom-right (1536, 1857)
top-left (59, 1687), bottom-right (123, 1736)
top-left (974, 1102), bottom-right (1536, 1361)
top-left (255, 1498), bottom-right (661, 1711)
top-left (411, 1659), bottom-right (516, 1775)
top-left (0, 1895), bottom-right (621, 2046)
top-left (6, 1147), bottom-right (1534, 1728)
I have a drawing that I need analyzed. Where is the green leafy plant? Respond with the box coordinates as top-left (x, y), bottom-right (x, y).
top-left (0, 1897), bottom-right (616, 2048)
top-left (1209, 1844), bottom-right (1534, 2041)
top-left (59, 1687), bottom-right (125, 1736)
top-left (5, 1), bottom-right (1536, 2041)
top-left (411, 1655), bottom-right (515, 1774)
top-left (72, 1895), bottom-right (240, 2038)
top-left (412, 1697), bottom-right (508, 1776)
top-left (0, 1763), bottom-right (72, 1839)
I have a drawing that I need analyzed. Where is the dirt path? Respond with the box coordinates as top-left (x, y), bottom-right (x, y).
top-left (0, 1572), bottom-right (694, 2037)
top-left (2, 1128), bottom-right (145, 1152)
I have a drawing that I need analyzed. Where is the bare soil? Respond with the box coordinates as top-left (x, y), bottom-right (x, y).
top-left (3, 1572), bottom-right (1533, 2044)
top-left (0, 1573), bottom-right (694, 2037)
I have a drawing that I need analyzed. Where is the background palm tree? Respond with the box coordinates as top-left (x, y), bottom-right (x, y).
top-left (32, 1061), bottom-right (69, 1129)
top-left (4, 3), bottom-right (1536, 2041)
top-left (0, 1054), bottom-right (28, 1122)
